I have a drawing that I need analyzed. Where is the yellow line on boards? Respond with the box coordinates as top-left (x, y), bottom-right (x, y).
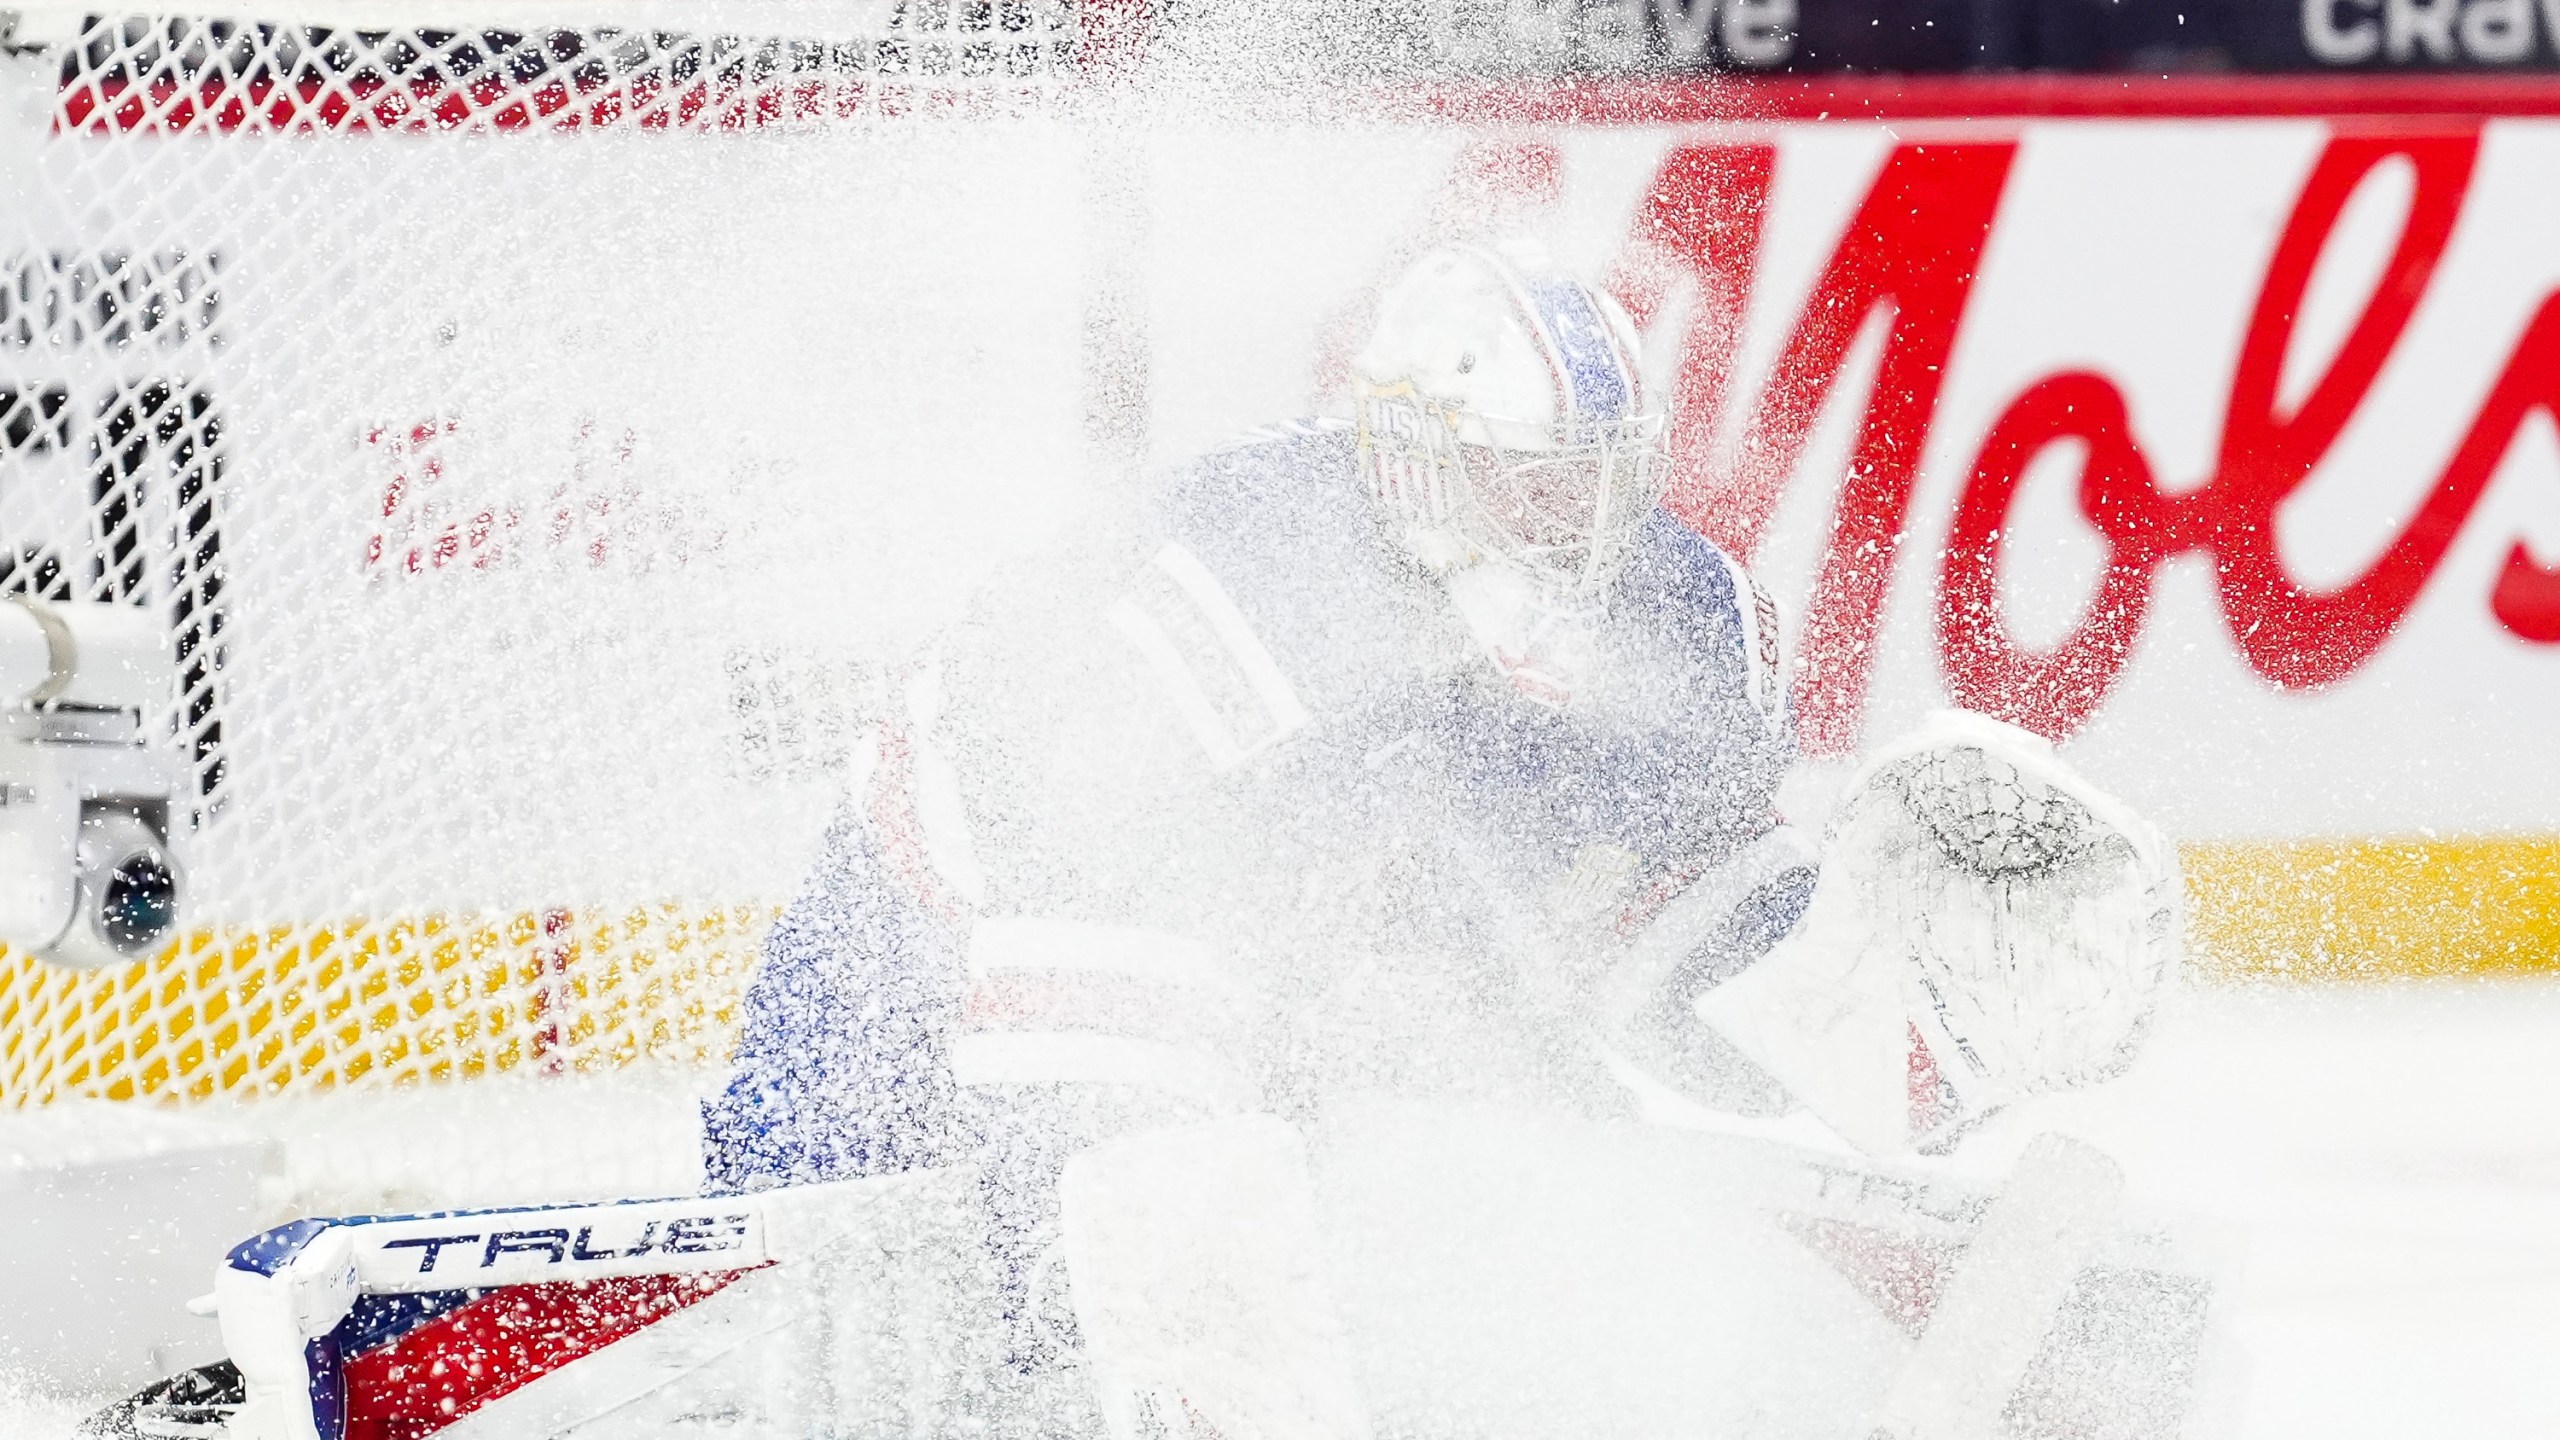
top-left (0, 905), bottom-right (772, 1108)
top-left (2183, 837), bottom-right (2560, 981)
top-left (4, 839), bottom-right (2557, 1106)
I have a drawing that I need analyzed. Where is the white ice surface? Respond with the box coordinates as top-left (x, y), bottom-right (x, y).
top-left (8, 983), bottom-right (2559, 1439)
top-left (2030, 981), bottom-right (2560, 1440)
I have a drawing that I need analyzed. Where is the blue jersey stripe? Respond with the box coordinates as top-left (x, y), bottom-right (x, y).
top-left (1522, 275), bottom-right (1633, 426)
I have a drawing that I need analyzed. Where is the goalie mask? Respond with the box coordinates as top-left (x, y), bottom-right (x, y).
top-left (1353, 246), bottom-right (1669, 597)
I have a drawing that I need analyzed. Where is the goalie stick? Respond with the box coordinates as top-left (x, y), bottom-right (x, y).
top-left (104, 1119), bottom-right (2175, 1440)
top-left (91, 1171), bottom-right (974, 1440)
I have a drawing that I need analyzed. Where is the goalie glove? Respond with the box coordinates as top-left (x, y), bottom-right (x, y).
top-left (1696, 710), bottom-right (2179, 1155)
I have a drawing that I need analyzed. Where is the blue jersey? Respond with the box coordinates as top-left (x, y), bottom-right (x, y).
top-left (704, 419), bottom-right (1792, 1191)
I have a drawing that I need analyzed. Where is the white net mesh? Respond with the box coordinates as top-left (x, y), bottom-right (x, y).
top-left (0, 7), bottom-right (1099, 1107)
top-left (1845, 727), bottom-right (2178, 1106)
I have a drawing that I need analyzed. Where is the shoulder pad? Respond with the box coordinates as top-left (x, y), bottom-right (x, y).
top-left (1617, 515), bottom-right (1788, 736)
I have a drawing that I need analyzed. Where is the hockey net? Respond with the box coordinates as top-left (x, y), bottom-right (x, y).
top-left (0, 6), bottom-right (1106, 1113)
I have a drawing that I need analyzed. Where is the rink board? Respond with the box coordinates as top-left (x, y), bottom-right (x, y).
top-left (1139, 114), bottom-right (2560, 841)
top-left (4, 68), bottom-right (2560, 1106)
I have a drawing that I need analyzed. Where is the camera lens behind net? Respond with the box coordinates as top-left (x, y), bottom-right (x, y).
top-left (101, 849), bottom-right (178, 952)
top-left (50, 808), bottom-right (184, 969)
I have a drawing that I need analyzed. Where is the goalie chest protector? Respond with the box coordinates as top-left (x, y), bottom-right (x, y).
top-left (931, 419), bottom-right (1795, 937)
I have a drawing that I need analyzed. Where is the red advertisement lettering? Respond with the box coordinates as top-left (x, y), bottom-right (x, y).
top-left (1946, 127), bottom-right (2560, 738)
top-left (1625, 126), bottom-right (2560, 751)
top-left (1620, 140), bottom-right (2014, 754)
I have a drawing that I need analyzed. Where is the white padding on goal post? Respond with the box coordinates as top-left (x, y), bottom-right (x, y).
top-left (0, 1103), bottom-right (265, 1391)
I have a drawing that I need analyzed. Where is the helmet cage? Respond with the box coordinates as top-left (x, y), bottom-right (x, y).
top-left (1357, 377), bottom-right (1670, 596)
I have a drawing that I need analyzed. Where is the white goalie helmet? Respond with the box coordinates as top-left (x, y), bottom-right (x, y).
top-left (1353, 245), bottom-right (1670, 597)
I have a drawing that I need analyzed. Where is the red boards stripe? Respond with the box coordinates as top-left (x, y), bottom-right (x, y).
top-left (1407, 73), bottom-right (2560, 122)
top-left (59, 68), bottom-right (2560, 137)
top-left (340, 1269), bottom-right (754, 1440)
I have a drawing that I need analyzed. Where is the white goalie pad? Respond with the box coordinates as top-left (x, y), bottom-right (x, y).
top-left (1060, 1104), bottom-right (2226, 1440)
top-left (1062, 1116), bottom-right (1372, 1440)
top-left (119, 1102), bottom-right (2228, 1440)
top-left (1699, 710), bottom-right (2181, 1155)
top-left (1873, 1134), bottom-right (2126, 1440)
